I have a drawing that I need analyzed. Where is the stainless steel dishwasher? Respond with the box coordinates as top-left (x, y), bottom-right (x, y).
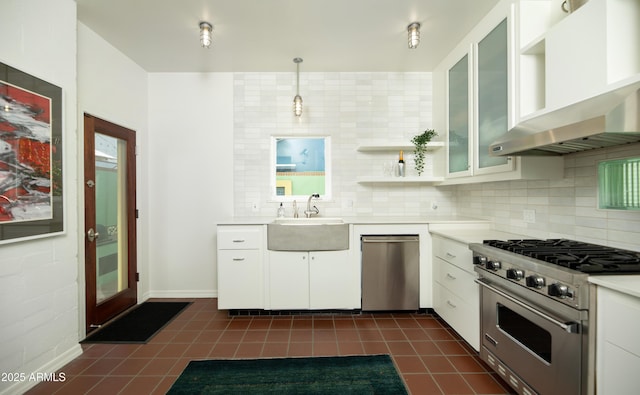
top-left (361, 235), bottom-right (419, 311)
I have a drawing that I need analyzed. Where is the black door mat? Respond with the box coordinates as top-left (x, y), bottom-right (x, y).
top-left (82, 301), bottom-right (190, 343)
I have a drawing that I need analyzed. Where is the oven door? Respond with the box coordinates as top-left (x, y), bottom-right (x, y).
top-left (477, 278), bottom-right (585, 395)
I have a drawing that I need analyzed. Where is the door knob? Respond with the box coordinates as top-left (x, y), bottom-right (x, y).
top-left (87, 228), bottom-right (100, 242)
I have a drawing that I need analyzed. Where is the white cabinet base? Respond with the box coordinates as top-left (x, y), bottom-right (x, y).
top-left (596, 286), bottom-right (640, 394)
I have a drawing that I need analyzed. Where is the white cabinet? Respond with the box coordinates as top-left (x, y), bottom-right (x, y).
top-left (269, 251), bottom-right (309, 309)
top-left (596, 286), bottom-right (640, 394)
top-left (309, 251), bottom-right (358, 309)
top-left (447, 52), bottom-right (473, 178)
top-left (217, 225), bottom-right (264, 309)
top-left (517, 0), bottom-right (640, 120)
top-left (475, 17), bottom-right (513, 176)
top-left (432, 235), bottom-right (479, 350)
top-left (268, 250), bottom-right (357, 310)
top-left (437, 0), bottom-right (564, 185)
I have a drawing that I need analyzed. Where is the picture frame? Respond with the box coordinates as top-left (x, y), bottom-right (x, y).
top-left (0, 62), bottom-right (64, 244)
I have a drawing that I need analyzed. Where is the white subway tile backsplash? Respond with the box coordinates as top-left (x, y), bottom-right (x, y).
top-left (234, 71), bottom-right (445, 218)
top-left (454, 143), bottom-right (640, 251)
top-left (232, 71), bottom-right (639, 251)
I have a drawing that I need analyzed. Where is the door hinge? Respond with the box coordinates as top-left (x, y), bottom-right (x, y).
top-left (135, 209), bottom-right (139, 219)
top-left (136, 272), bottom-right (140, 282)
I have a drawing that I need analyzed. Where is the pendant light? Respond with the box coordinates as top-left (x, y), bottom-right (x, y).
top-left (407, 22), bottom-right (421, 49)
top-left (199, 22), bottom-right (213, 48)
top-left (293, 58), bottom-right (303, 117)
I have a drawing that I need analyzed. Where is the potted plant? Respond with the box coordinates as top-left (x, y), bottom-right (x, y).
top-left (411, 129), bottom-right (437, 176)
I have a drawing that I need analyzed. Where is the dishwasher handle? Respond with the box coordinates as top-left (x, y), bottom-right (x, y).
top-left (361, 235), bottom-right (419, 243)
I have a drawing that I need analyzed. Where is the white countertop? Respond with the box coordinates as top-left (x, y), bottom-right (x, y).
top-left (218, 215), bottom-right (491, 226)
top-left (589, 276), bottom-right (640, 299)
top-left (429, 229), bottom-right (527, 245)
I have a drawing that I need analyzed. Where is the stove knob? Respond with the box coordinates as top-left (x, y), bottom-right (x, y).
top-left (549, 283), bottom-right (569, 298)
top-left (506, 268), bottom-right (525, 281)
top-left (473, 256), bottom-right (488, 265)
top-left (486, 260), bottom-right (502, 271)
top-left (526, 275), bottom-right (546, 289)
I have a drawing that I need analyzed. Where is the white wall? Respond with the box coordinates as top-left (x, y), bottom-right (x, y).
top-left (147, 73), bottom-right (234, 297)
top-left (0, 1), bottom-right (81, 394)
top-left (77, 22), bottom-right (150, 320)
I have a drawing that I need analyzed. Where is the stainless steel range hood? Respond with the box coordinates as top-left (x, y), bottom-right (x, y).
top-left (490, 87), bottom-right (640, 156)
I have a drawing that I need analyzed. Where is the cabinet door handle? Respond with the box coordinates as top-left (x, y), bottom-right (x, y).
top-left (446, 252), bottom-right (456, 259)
top-left (446, 300), bottom-right (457, 308)
top-left (446, 273), bottom-right (457, 280)
top-left (232, 257), bottom-right (246, 261)
top-left (232, 239), bottom-right (245, 243)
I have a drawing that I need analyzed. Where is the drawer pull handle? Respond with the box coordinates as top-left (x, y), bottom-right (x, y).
top-left (446, 252), bottom-right (456, 258)
top-left (446, 300), bottom-right (457, 308)
top-left (232, 239), bottom-right (245, 243)
top-left (446, 273), bottom-right (457, 280)
top-left (232, 257), bottom-right (246, 261)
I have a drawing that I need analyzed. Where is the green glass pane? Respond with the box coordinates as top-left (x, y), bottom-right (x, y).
top-left (598, 157), bottom-right (640, 210)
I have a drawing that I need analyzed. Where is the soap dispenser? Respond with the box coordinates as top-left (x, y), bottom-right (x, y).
top-left (277, 203), bottom-right (285, 218)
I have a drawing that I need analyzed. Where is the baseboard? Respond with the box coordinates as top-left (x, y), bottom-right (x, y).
top-left (2, 343), bottom-right (83, 395)
top-left (147, 290), bottom-right (217, 298)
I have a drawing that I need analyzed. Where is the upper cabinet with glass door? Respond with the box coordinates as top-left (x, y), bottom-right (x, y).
top-left (436, 0), bottom-right (563, 185)
top-left (446, 53), bottom-right (472, 178)
top-left (475, 18), bottom-right (514, 175)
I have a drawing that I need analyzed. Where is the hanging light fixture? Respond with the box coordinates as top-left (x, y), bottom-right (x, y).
top-left (293, 58), bottom-right (303, 117)
top-left (407, 22), bottom-right (421, 49)
top-left (199, 21), bottom-right (213, 48)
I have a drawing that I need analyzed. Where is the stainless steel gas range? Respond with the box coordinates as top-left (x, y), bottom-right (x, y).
top-left (469, 239), bottom-right (640, 395)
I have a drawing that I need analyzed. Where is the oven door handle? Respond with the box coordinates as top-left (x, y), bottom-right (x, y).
top-left (475, 278), bottom-right (580, 334)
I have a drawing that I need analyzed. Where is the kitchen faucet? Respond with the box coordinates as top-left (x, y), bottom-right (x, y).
top-left (305, 193), bottom-right (320, 218)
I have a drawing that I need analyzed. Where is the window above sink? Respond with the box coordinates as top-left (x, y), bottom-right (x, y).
top-left (270, 136), bottom-right (332, 201)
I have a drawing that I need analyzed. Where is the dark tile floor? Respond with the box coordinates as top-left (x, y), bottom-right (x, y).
top-left (26, 298), bottom-right (514, 394)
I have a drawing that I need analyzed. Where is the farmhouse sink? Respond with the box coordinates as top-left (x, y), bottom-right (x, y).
top-left (267, 218), bottom-right (349, 251)
top-left (272, 217), bottom-right (344, 225)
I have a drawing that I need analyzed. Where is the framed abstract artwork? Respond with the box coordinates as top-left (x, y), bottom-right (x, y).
top-left (0, 62), bottom-right (63, 244)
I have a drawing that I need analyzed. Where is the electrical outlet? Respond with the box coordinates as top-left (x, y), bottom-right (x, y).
top-left (523, 209), bottom-right (536, 223)
top-left (251, 202), bottom-right (259, 212)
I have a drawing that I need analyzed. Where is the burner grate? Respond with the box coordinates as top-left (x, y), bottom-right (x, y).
top-left (483, 239), bottom-right (640, 274)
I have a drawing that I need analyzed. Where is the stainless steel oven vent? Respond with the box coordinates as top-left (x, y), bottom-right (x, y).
top-left (490, 87), bottom-right (640, 156)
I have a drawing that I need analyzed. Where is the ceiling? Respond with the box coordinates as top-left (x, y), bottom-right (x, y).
top-left (76, 0), bottom-right (499, 73)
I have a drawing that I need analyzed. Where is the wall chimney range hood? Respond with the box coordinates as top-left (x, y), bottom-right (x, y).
top-left (490, 87), bottom-right (640, 156)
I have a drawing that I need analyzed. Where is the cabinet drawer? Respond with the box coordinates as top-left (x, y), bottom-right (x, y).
top-left (433, 236), bottom-right (473, 273)
top-left (434, 283), bottom-right (479, 351)
top-left (434, 257), bottom-right (478, 304)
top-left (218, 227), bottom-right (262, 249)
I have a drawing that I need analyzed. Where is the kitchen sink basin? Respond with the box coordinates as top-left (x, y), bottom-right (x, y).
top-left (272, 217), bottom-right (344, 225)
top-left (267, 218), bottom-right (349, 251)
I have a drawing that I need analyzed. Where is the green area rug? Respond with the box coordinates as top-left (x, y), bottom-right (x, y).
top-left (167, 355), bottom-right (408, 394)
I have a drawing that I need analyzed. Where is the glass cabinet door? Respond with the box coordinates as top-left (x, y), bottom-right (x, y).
top-left (475, 18), bottom-right (513, 174)
top-left (447, 53), bottom-right (472, 177)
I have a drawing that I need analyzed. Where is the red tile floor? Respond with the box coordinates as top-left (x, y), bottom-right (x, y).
top-left (26, 298), bottom-right (515, 394)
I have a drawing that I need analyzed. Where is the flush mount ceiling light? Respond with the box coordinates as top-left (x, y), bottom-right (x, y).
top-left (199, 21), bottom-right (213, 48)
top-left (293, 57), bottom-right (303, 117)
top-left (407, 22), bottom-right (421, 49)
